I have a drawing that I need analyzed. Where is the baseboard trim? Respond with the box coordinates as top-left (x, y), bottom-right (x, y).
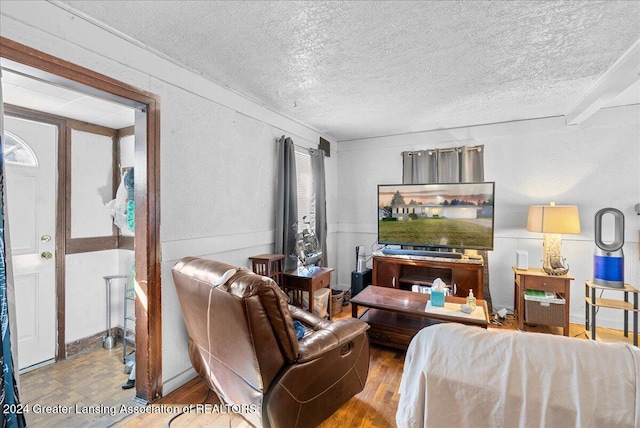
top-left (162, 367), bottom-right (198, 396)
top-left (66, 330), bottom-right (109, 358)
top-left (65, 327), bottom-right (133, 358)
top-left (19, 358), bottom-right (55, 375)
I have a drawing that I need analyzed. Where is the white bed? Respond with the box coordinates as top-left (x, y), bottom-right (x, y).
top-left (396, 323), bottom-right (640, 428)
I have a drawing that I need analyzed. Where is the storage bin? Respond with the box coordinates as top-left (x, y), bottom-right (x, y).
top-left (299, 288), bottom-right (330, 319)
top-left (525, 293), bottom-right (565, 327)
top-left (331, 290), bottom-right (345, 317)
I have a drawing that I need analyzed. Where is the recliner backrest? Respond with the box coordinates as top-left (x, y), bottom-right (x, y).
top-left (172, 257), bottom-right (299, 406)
top-left (174, 257), bottom-right (371, 428)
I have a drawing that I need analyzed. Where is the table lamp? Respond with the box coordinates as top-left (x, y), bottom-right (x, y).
top-left (527, 202), bottom-right (581, 275)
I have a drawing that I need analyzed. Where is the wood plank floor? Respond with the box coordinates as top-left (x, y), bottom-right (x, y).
top-left (17, 304), bottom-right (637, 428)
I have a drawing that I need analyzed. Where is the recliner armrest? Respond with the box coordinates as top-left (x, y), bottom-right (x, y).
top-left (297, 318), bottom-right (369, 363)
top-left (288, 304), bottom-right (332, 330)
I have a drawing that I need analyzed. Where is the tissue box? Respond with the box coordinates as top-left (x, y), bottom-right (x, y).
top-left (431, 290), bottom-right (445, 307)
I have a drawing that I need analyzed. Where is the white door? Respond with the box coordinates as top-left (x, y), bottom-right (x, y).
top-left (4, 116), bottom-right (57, 371)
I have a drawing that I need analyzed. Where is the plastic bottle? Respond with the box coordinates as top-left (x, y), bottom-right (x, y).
top-left (466, 289), bottom-right (476, 311)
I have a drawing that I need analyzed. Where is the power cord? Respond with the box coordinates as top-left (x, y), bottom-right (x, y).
top-left (592, 288), bottom-right (604, 316)
top-left (490, 309), bottom-right (515, 326)
top-left (166, 380), bottom-right (213, 428)
top-left (367, 240), bottom-right (384, 266)
top-left (577, 288), bottom-right (605, 339)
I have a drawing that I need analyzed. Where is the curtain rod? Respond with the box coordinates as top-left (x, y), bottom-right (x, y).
top-left (276, 136), bottom-right (315, 152)
top-left (402, 145), bottom-right (483, 156)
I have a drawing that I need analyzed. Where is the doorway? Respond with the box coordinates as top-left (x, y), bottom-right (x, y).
top-left (1, 36), bottom-right (162, 402)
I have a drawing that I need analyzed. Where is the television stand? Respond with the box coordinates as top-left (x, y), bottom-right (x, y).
top-left (381, 247), bottom-right (463, 259)
top-left (372, 254), bottom-right (483, 299)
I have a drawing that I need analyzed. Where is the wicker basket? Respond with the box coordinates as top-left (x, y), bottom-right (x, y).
top-left (525, 296), bottom-right (565, 327)
top-left (331, 291), bottom-right (345, 317)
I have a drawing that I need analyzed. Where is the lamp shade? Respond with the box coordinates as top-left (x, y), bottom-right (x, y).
top-left (527, 205), bottom-right (581, 234)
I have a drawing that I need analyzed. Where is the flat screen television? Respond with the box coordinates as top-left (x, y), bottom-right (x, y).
top-left (378, 182), bottom-right (495, 251)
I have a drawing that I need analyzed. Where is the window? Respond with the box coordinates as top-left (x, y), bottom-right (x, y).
top-left (3, 131), bottom-right (38, 166)
top-left (295, 147), bottom-right (312, 233)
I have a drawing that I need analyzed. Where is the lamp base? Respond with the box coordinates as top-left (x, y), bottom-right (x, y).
top-left (542, 233), bottom-right (569, 276)
top-left (543, 264), bottom-right (569, 276)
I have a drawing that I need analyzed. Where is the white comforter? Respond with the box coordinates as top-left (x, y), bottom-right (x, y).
top-left (397, 323), bottom-right (640, 428)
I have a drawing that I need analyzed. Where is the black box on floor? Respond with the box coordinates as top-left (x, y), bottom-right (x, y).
top-left (351, 269), bottom-right (372, 297)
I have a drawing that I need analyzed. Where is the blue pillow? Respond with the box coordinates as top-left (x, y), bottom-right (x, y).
top-left (293, 320), bottom-right (306, 340)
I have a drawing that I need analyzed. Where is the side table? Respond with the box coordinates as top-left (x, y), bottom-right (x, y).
top-left (283, 266), bottom-right (334, 319)
top-left (585, 280), bottom-right (638, 346)
top-left (249, 254), bottom-right (285, 287)
top-left (513, 267), bottom-right (573, 336)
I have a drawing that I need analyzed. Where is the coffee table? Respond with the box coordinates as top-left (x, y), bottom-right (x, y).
top-left (350, 285), bottom-right (490, 350)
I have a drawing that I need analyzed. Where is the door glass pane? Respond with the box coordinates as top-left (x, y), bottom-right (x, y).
top-left (3, 131), bottom-right (38, 166)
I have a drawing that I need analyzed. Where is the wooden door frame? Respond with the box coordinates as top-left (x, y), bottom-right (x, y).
top-left (1, 37), bottom-right (162, 402)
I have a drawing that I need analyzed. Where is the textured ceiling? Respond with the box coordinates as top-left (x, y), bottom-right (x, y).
top-left (60, 1), bottom-right (640, 141)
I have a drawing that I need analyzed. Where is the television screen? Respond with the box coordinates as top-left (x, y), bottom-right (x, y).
top-left (378, 182), bottom-right (495, 251)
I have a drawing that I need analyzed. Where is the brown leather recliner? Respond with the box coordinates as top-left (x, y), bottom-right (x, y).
top-left (172, 257), bottom-right (370, 428)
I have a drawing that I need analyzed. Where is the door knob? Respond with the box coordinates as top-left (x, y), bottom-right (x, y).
top-left (41, 251), bottom-right (53, 260)
top-left (41, 235), bottom-right (52, 242)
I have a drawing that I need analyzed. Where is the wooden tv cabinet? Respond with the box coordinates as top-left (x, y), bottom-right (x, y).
top-left (372, 254), bottom-right (484, 299)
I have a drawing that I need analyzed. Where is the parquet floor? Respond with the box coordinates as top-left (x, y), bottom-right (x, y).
top-left (17, 304), bottom-right (636, 428)
top-left (19, 344), bottom-right (138, 427)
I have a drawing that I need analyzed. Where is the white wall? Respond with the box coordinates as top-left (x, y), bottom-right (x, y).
top-left (65, 249), bottom-right (133, 344)
top-left (0, 1), bottom-right (338, 394)
top-left (70, 129), bottom-right (114, 238)
top-left (336, 106), bottom-right (640, 331)
top-left (65, 250), bottom-right (119, 342)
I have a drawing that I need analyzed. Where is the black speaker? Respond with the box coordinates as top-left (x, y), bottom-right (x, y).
top-left (319, 137), bottom-right (331, 157)
top-left (351, 269), bottom-right (372, 297)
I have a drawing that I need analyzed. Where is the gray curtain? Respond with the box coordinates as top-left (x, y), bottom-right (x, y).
top-left (436, 148), bottom-right (461, 183)
top-left (403, 145), bottom-right (483, 184)
top-left (275, 136), bottom-right (299, 271)
top-left (401, 144), bottom-right (492, 312)
top-left (309, 148), bottom-right (327, 267)
top-left (402, 150), bottom-right (437, 184)
top-left (460, 145), bottom-right (485, 183)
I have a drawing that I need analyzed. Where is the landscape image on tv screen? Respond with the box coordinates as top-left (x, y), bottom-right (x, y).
top-left (378, 182), bottom-right (495, 250)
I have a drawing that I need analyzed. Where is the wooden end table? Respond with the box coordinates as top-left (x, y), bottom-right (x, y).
top-left (283, 266), bottom-right (334, 319)
top-left (513, 267), bottom-right (572, 336)
top-left (249, 254), bottom-right (285, 286)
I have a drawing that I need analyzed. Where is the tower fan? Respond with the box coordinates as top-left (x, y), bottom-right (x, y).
top-left (593, 208), bottom-right (625, 288)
